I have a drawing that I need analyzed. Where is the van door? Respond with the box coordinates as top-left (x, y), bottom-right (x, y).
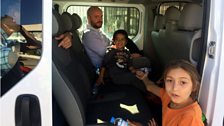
top-left (198, 0), bottom-right (224, 125)
top-left (0, 0), bottom-right (52, 126)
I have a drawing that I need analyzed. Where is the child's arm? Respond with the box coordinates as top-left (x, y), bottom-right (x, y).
top-left (136, 71), bottom-right (161, 97)
top-left (96, 67), bottom-right (106, 85)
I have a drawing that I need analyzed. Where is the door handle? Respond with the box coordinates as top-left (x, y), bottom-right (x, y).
top-left (15, 94), bottom-right (41, 126)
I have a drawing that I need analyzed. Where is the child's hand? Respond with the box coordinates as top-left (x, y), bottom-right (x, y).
top-left (136, 70), bottom-right (148, 80)
top-left (111, 44), bottom-right (116, 49)
top-left (148, 118), bottom-right (157, 126)
top-left (131, 53), bottom-right (142, 58)
top-left (55, 32), bottom-right (72, 49)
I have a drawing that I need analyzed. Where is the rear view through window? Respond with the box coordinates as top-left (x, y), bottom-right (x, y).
top-left (1, 0), bottom-right (42, 96)
top-left (67, 5), bottom-right (140, 39)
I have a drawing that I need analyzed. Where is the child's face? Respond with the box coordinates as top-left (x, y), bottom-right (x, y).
top-left (165, 68), bottom-right (193, 105)
top-left (113, 34), bottom-right (127, 49)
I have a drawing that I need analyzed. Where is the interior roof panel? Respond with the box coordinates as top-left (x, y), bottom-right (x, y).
top-left (53, 0), bottom-right (202, 4)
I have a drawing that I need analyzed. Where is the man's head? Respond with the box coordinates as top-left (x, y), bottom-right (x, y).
top-left (1, 15), bottom-right (20, 35)
top-left (87, 6), bottom-right (103, 29)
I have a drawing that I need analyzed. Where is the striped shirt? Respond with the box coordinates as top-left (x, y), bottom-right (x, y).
top-left (0, 28), bottom-right (16, 78)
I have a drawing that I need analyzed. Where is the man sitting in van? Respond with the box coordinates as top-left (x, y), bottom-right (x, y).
top-left (1, 15), bottom-right (73, 95)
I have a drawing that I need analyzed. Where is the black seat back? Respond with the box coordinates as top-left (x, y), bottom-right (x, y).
top-left (52, 10), bottom-right (92, 126)
top-left (69, 12), bottom-right (97, 85)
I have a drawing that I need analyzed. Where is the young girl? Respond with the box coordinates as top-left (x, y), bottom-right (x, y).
top-left (128, 60), bottom-right (204, 126)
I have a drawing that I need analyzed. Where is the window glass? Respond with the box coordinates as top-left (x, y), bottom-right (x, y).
top-left (1, 0), bottom-right (42, 96)
top-left (67, 5), bottom-right (140, 39)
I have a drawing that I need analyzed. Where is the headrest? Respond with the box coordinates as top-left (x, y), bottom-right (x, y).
top-left (165, 6), bottom-right (180, 23)
top-left (178, 3), bottom-right (202, 31)
top-left (153, 15), bottom-right (165, 31)
top-left (52, 9), bottom-right (64, 36)
top-left (61, 12), bottom-right (73, 32)
top-left (71, 13), bottom-right (82, 30)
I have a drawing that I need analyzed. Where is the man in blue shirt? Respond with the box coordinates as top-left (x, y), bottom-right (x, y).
top-left (82, 6), bottom-right (110, 68)
top-left (1, 15), bottom-right (73, 95)
top-left (1, 15), bottom-right (73, 78)
top-left (1, 15), bottom-right (22, 78)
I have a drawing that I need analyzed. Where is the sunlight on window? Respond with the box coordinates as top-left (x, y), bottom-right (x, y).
top-left (120, 103), bottom-right (139, 114)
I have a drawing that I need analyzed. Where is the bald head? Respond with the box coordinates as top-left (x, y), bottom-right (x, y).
top-left (87, 6), bottom-right (102, 16)
top-left (87, 6), bottom-right (103, 29)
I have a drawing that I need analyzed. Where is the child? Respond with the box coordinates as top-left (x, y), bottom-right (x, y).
top-left (96, 29), bottom-right (145, 92)
top-left (128, 60), bottom-right (204, 126)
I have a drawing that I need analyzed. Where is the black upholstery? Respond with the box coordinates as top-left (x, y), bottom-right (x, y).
top-left (69, 12), bottom-right (97, 85)
top-left (52, 10), bottom-right (87, 125)
top-left (86, 88), bottom-right (153, 124)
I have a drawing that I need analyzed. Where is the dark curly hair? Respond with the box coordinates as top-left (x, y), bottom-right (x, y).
top-left (113, 29), bottom-right (129, 41)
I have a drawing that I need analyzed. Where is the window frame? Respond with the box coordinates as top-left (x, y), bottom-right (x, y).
top-left (1, 0), bottom-right (52, 126)
top-left (54, 2), bottom-right (145, 50)
top-left (63, 2), bottom-right (141, 39)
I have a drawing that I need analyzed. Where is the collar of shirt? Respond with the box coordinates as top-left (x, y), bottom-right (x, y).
top-left (86, 24), bottom-right (108, 41)
top-left (87, 24), bottom-right (101, 32)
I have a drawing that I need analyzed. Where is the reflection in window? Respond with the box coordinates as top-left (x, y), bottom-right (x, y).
top-left (67, 6), bottom-right (140, 39)
top-left (1, 0), bottom-right (42, 96)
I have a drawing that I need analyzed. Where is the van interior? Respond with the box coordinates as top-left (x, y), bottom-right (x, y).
top-left (52, 0), bottom-right (207, 125)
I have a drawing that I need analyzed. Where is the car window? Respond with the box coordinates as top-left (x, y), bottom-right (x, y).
top-left (67, 5), bottom-right (140, 39)
top-left (1, 0), bottom-right (42, 96)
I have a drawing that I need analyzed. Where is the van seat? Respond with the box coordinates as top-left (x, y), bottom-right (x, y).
top-left (52, 10), bottom-right (153, 126)
top-left (151, 14), bottom-right (165, 49)
top-left (171, 3), bottom-right (203, 66)
top-left (164, 6), bottom-right (180, 31)
top-left (152, 6), bottom-right (181, 67)
top-left (153, 3), bottom-right (202, 68)
top-left (153, 14), bottom-right (165, 32)
top-left (178, 3), bottom-right (202, 31)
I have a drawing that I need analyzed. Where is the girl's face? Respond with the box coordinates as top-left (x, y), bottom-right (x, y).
top-left (113, 34), bottom-right (127, 50)
top-left (165, 68), bottom-right (193, 105)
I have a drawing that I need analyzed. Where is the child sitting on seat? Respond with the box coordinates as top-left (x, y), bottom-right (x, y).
top-left (96, 29), bottom-right (146, 92)
top-left (128, 60), bottom-right (204, 126)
